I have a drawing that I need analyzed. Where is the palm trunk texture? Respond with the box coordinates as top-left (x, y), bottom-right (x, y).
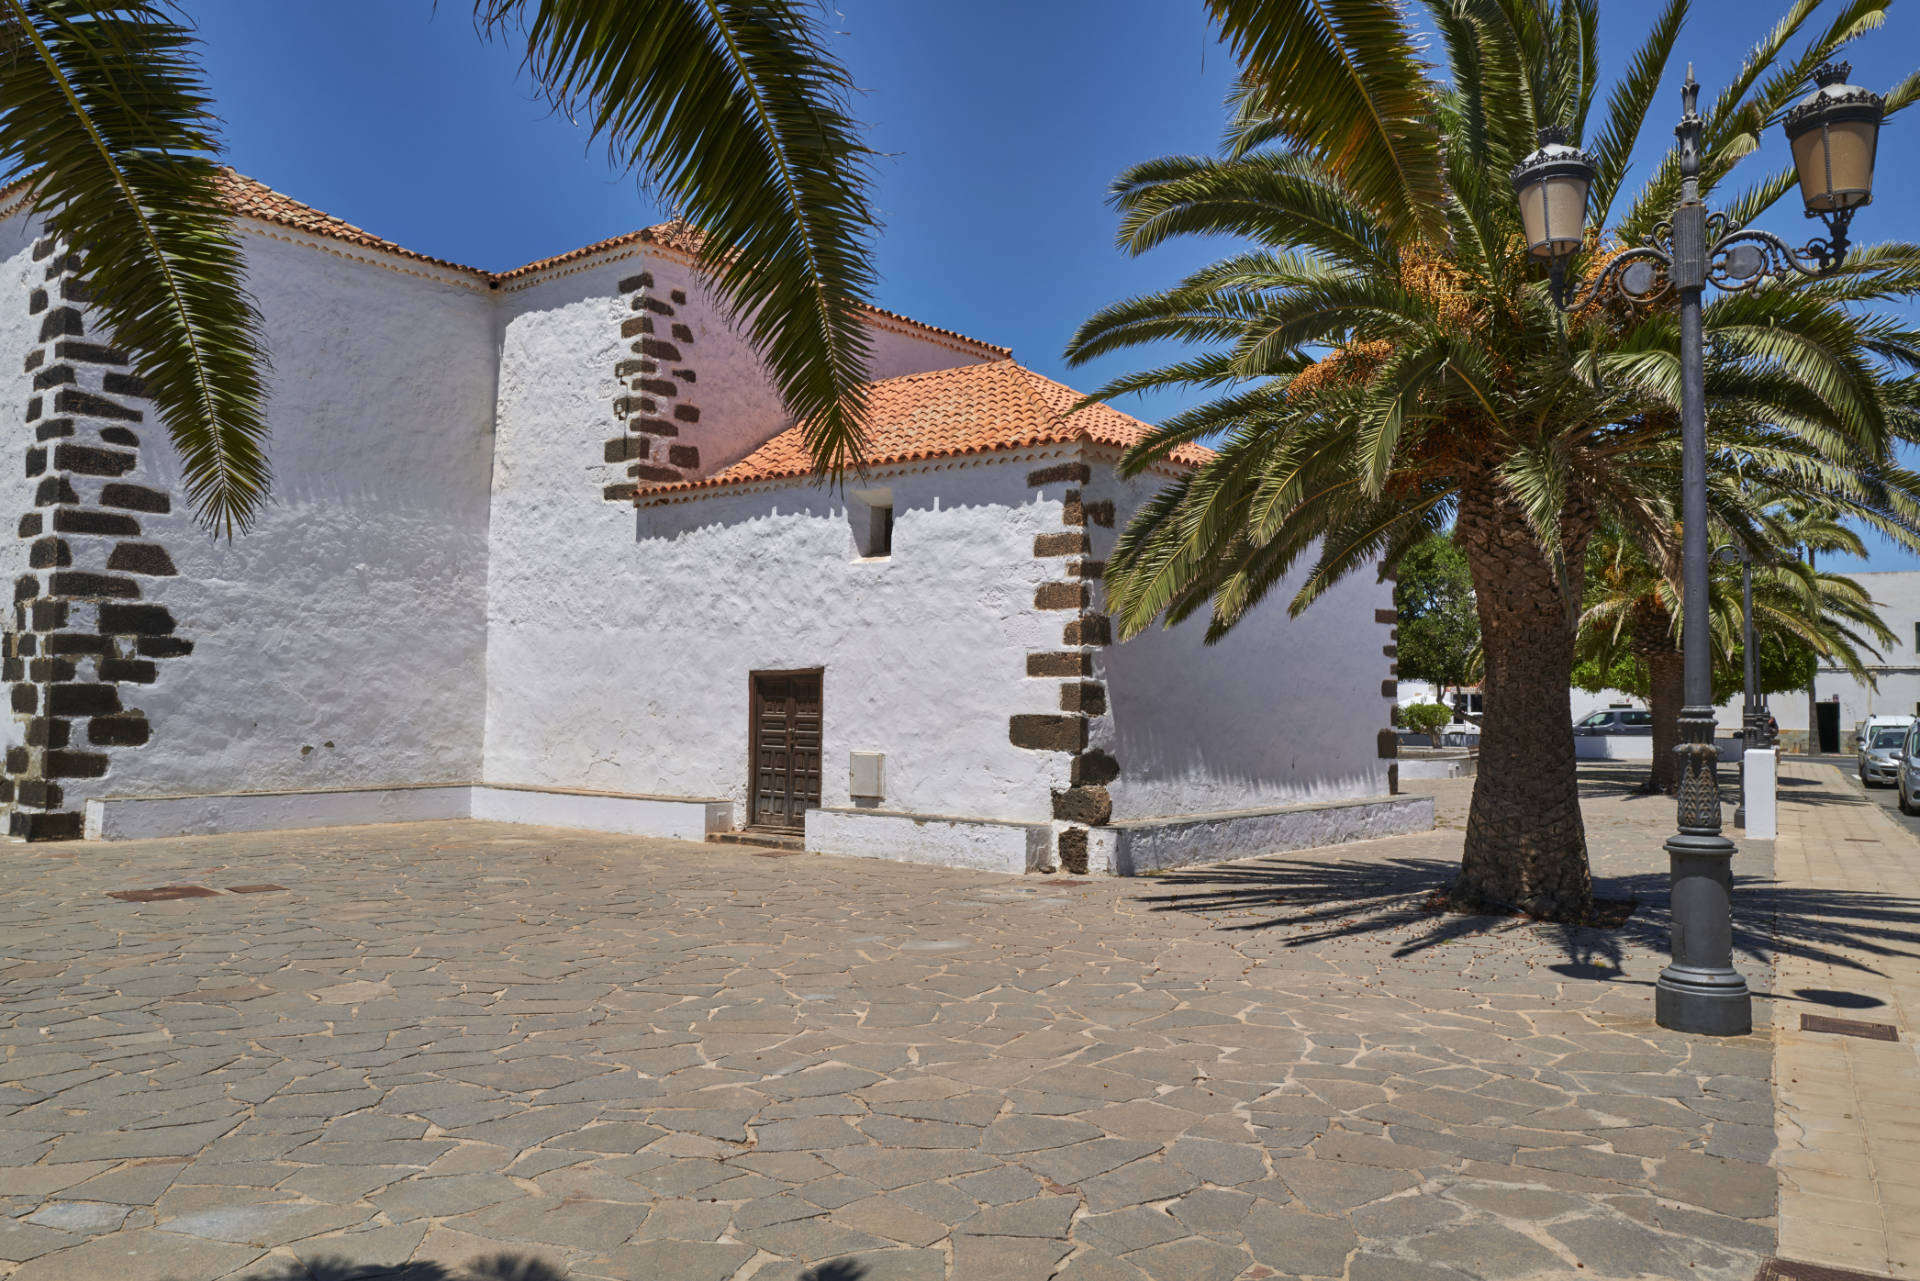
top-left (1644, 649), bottom-right (1685, 794)
top-left (1452, 479), bottom-right (1595, 918)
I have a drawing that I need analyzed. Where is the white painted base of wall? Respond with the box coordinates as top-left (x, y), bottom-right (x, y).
top-left (806, 807), bottom-right (1049, 876)
top-left (1743, 749), bottom-right (1777, 840)
top-left (1398, 755), bottom-right (1478, 780)
top-left (1573, 737), bottom-right (1744, 763)
top-left (1104, 794), bottom-right (1435, 876)
top-left (82, 783), bottom-right (732, 843)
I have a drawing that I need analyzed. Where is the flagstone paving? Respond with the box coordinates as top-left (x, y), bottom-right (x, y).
top-left (0, 773), bottom-right (1802, 1280)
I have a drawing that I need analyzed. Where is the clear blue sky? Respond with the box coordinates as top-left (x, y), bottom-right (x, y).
top-left (192, 0), bottom-right (1919, 567)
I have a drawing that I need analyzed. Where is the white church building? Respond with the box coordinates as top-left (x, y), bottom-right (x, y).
top-left (0, 175), bottom-right (1426, 875)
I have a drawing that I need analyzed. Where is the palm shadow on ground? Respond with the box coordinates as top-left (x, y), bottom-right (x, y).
top-left (209, 1253), bottom-right (867, 1280)
top-left (1132, 768), bottom-right (1920, 1003)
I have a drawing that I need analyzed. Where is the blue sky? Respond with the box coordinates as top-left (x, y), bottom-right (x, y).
top-left (193, 0), bottom-right (1919, 567)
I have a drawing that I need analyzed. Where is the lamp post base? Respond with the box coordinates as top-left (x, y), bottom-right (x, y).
top-left (1655, 832), bottom-right (1753, 1036)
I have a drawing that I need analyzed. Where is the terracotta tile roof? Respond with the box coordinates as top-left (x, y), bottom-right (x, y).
top-left (216, 171), bottom-right (1005, 355)
top-left (638, 359), bottom-right (1211, 501)
top-left (217, 170), bottom-right (483, 275)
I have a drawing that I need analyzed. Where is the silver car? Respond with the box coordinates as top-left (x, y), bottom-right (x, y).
top-left (1859, 722), bottom-right (1910, 787)
top-left (1899, 724), bottom-right (1920, 814)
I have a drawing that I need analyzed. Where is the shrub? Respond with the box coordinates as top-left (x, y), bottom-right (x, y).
top-left (1401, 702), bottom-right (1454, 742)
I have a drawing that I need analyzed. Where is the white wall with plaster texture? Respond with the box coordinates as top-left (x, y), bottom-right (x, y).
top-left (0, 213), bottom-right (44, 761)
top-left (485, 405), bottom-right (1063, 823)
top-left (90, 229), bottom-right (495, 799)
top-left (1090, 461), bottom-right (1394, 819)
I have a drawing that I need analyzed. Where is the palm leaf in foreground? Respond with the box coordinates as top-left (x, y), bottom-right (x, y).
top-left (0, 0), bottom-right (270, 534)
top-left (482, 0), bottom-right (878, 477)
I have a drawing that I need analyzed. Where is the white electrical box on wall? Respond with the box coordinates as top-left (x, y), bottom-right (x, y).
top-left (849, 751), bottom-right (885, 799)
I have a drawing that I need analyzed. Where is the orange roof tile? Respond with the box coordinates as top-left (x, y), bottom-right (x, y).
top-left (217, 171), bottom-right (1005, 355)
top-left (639, 359), bottom-right (1210, 501)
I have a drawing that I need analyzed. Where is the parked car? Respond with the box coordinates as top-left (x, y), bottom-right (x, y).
top-left (1573, 709), bottom-right (1654, 736)
top-left (1898, 722), bottom-right (1920, 814)
top-left (1858, 716), bottom-right (1912, 787)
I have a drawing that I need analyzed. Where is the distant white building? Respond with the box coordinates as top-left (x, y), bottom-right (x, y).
top-left (1740, 568), bottom-right (1920, 752)
top-left (0, 174), bottom-right (1428, 873)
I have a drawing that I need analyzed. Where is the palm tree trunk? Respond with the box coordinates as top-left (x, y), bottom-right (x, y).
top-left (1645, 649), bottom-right (1685, 794)
top-left (1627, 598), bottom-right (1683, 794)
top-left (1451, 478), bottom-right (1594, 919)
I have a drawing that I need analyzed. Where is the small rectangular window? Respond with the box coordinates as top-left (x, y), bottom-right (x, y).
top-left (870, 504), bottom-right (894, 558)
top-left (1913, 621), bottom-right (1919, 651)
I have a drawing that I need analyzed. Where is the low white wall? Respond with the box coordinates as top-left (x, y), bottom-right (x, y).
top-left (83, 783), bottom-right (728, 842)
top-left (1103, 794), bottom-right (1435, 875)
top-left (806, 807), bottom-right (1046, 875)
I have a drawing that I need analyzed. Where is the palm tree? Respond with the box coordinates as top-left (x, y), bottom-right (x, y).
top-left (0, 0), bottom-right (880, 534)
top-left (1578, 504), bottom-right (1891, 792)
top-left (1068, 0), bottom-right (1920, 918)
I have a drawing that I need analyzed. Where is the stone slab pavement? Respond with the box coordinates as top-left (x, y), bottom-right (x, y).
top-left (0, 768), bottom-right (1833, 1281)
top-left (1770, 761), bottom-right (1920, 1278)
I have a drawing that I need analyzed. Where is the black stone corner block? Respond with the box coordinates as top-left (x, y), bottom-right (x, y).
top-left (10, 683), bottom-right (36, 713)
top-left (617, 270), bottom-right (654, 293)
top-left (135, 635), bottom-right (192, 659)
top-left (602, 482), bottom-right (639, 503)
top-left (99, 483), bottom-right (169, 514)
top-left (25, 717), bottom-right (70, 748)
top-left (24, 445), bottom-right (45, 478)
top-left (47, 571), bottom-right (140, 600)
top-left (1051, 784), bottom-right (1113, 825)
top-left (31, 364), bottom-right (75, 390)
top-left (1008, 713), bottom-right (1088, 753)
top-left (105, 544), bottom-right (176, 577)
top-left (14, 575), bottom-right (39, 603)
top-left (45, 683), bottom-right (120, 718)
top-left (16, 779), bottom-right (62, 810)
top-left (9, 810), bottom-right (83, 841)
top-left (54, 340), bottom-right (129, 366)
top-left (37, 307), bottom-right (83, 342)
top-left (98, 657), bottom-right (157, 684)
top-left (1057, 827), bottom-right (1091, 875)
top-left (53, 507), bottom-right (140, 537)
top-left (23, 349), bottom-right (43, 373)
top-left (43, 749), bottom-right (108, 779)
top-left (27, 287), bottom-right (47, 314)
top-left (34, 476), bottom-right (81, 507)
top-left (51, 442), bottom-right (137, 476)
top-left (102, 372), bottom-right (147, 399)
top-left (99, 426), bottom-right (139, 448)
top-left (53, 389), bottom-right (141, 423)
top-left (44, 632), bottom-right (106, 655)
top-left (35, 418), bottom-right (76, 441)
top-left (88, 713), bottom-right (150, 746)
top-left (98, 603), bottom-right (174, 635)
top-left (29, 600), bottom-right (69, 632)
top-left (1071, 748), bottom-right (1121, 787)
top-left (16, 512), bottom-right (41, 538)
top-left (28, 537), bottom-right (70, 569)
top-left (31, 236), bottom-right (56, 261)
top-left (6, 745), bottom-right (27, 774)
top-left (672, 368), bottom-right (696, 384)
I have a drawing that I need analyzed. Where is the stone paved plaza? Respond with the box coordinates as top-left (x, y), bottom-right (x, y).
top-left (0, 770), bottom-right (1864, 1281)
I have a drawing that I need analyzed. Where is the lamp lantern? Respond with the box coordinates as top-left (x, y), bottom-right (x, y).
top-left (1783, 61), bottom-right (1883, 219)
top-left (1510, 127), bottom-right (1598, 261)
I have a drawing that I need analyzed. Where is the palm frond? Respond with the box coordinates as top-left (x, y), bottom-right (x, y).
top-left (480, 0), bottom-right (878, 476)
top-left (0, 0), bottom-right (271, 534)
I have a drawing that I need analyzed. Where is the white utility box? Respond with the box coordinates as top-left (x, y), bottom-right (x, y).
top-left (849, 751), bottom-right (885, 800)
top-left (1744, 748), bottom-right (1777, 840)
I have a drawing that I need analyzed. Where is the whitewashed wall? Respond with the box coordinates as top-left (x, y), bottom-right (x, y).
top-left (13, 228), bottom-right (496, 804)
top-left (1089, 461), bottom-right (1394, 819)
top-left (0, 213), bottom-right (43, 763)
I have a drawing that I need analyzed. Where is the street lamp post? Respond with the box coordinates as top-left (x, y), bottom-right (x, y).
top-left (1714, 542), bottom-right (1771, 828)
top-left (1511, 62), bottom-right (1884, 1036)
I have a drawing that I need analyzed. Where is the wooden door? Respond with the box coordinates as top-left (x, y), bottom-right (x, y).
top-left (749, 670), bottom-right (822, 831)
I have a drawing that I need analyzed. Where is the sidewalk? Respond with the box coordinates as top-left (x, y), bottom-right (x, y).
top-left (1773, 761), bottom-right (1920, 1277)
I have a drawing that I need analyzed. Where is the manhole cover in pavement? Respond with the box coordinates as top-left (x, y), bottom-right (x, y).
top-left (107, 885), bottom-right (219, 903)
top-left (225, 884), bottom-right (286, 894)
top-left (1801, 1013), bottom-right (1898, 1041)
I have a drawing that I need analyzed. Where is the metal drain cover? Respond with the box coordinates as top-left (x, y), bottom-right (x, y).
top-left (107, 885), bottom-right (218, 903)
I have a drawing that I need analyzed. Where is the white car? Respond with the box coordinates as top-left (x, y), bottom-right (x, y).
top-left (1858, 716), bottom-right (1913, 787)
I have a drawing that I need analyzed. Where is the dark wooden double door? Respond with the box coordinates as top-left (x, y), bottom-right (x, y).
top-left (749, 670), bottom-right (822, 832)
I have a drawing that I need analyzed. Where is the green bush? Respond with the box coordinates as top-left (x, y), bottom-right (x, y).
top-left (1401, 702), bottom-right (1454, 739)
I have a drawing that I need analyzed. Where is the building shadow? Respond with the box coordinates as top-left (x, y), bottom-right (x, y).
top-left (204, 1253), bottom-right (867, 1281)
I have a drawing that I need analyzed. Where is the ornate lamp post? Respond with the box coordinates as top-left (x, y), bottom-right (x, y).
top-left (1714, 542), bottom-right (1771, 827)
top-left (1511, 63), bottom-right (1884, 1036)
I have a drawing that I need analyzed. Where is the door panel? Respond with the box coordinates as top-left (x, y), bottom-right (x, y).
top-left (750, 671), bottom-right (823, 830)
